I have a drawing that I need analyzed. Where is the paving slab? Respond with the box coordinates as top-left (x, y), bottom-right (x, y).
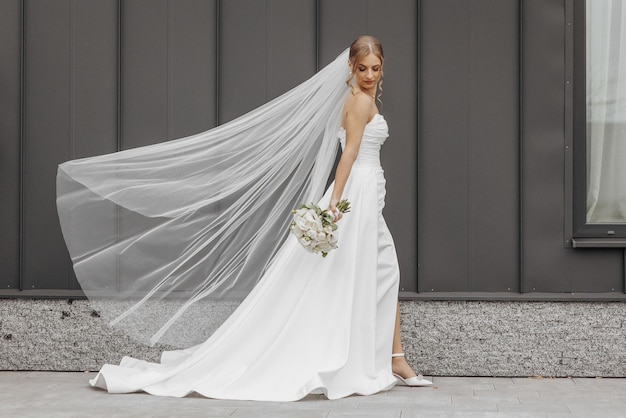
top-left (2, 372), bottom-right (626, 417)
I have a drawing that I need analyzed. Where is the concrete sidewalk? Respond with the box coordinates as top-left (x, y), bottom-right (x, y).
top-left (3, 372), bottom-right (626, 417)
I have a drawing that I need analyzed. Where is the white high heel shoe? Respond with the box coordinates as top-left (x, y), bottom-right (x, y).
top-left (392, 353), bottom-right (433, 387)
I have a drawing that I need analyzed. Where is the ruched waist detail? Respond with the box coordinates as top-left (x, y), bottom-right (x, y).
top-left (353, 145), bottom-right (382, 167)
top-left (353, 158), bottom-right (381, 168)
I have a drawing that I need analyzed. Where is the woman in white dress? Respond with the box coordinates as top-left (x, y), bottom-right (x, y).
top-left (58, 36), bottom-right (431, 401)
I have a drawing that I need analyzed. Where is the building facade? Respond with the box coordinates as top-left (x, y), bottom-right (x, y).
top-left (1, 0), bottom-right (625, 376)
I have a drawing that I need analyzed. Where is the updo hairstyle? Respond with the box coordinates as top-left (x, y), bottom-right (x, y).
top-left (346, 35), bottom-right (384, 103)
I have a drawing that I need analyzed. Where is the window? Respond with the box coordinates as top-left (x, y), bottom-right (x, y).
top-left (573, 0), bottom-right (626, 245)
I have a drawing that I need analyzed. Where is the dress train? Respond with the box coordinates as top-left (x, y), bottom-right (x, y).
top-left (90, 114), bottom-right (399, 401)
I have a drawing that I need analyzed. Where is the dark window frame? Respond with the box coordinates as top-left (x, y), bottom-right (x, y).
top-left (572, 0), bottom-right (626, 247)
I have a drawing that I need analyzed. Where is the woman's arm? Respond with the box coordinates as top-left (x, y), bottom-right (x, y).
top-left (328, 94), bottom-right (373, 220)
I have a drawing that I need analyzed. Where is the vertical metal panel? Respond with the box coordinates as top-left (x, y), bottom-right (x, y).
top-left (521, 0), bottom-right (623, 292)
top-left (169, 0), bottom-right (218, 137)
top-left (122, 0), bottom-right (168, 148)
top-left (419, 0), bottom-right (520, 292)
top-left (418, 0), bottom-right (471, 291)
top-left (564, 0), bottom-right (575, 243)
top-left (68, 0), bottom-right (119, 289)
top-left (318, 0), bottom-right (368, 66)
top-left (219, 0), bottom-right (316, 121)
top-left (72, 0), bottom-right (118, 159)
top-left (369, 0), bottom-right (419, 292)
top-left (520, 0), bottom-right (568, 291)
top-left (219, 0), bottom-right (268, 122)
top-left (569, 249), bottom-right (623, 292)
top-left (22, 0), bottom-right (72, 289)
top-left (117, 0), bottom-right (169, 289)
top-left (266, 0), bottom-right (317, 96)
top-left (467, 0), bottom-right (519, 291)
top-left (0, 0), bottom-right (21, 289)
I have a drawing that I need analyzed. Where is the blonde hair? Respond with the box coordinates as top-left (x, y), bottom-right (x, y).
top-left (346, 35), bottom-right (384, 104)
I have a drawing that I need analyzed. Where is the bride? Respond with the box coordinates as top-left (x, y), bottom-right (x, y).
top-left (57, 35), bottom-right (431, 401)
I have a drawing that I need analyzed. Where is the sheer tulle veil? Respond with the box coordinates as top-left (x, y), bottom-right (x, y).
top-left (56, 48), bottom-right (350, 347)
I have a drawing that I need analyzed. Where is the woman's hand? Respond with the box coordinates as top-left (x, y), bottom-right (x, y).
top-left (327, 201), bottom-right (343, 222)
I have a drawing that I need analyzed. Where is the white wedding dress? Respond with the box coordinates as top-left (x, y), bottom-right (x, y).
top-left (89, 113), bottom-right (401, 401)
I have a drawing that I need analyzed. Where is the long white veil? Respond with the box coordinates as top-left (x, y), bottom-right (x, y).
top-left (57, 48), bottom-right (350, 347)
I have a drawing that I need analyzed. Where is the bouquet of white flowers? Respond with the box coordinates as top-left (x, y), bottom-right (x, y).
top-left (290, 199), bottom-right (351, 257)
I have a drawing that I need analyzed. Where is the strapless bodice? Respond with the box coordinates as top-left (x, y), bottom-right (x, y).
top-left (338, 113), bottom-right (389, 168)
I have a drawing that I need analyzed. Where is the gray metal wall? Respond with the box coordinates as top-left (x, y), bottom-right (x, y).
top-left (1, 0), bottom-right (624, 297)
top-left (418, 0), bottom-right (521, 292)
top-left (417, 0), bottom-right (624, 296)
top-left (0, 0), bottom-right (419, 293)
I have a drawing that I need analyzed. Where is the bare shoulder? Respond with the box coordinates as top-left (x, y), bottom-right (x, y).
top-left (344, 90), bottom-right (372, 112)
top-left (343, 91), bottom-right (374, 126)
